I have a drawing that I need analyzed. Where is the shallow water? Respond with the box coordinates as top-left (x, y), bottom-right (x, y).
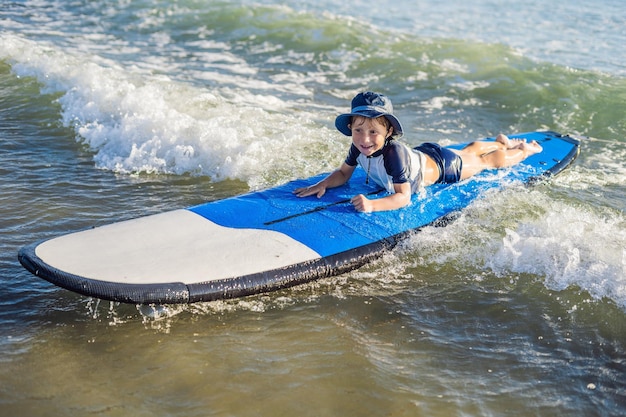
top-left (1, 0), bottom-right (625, 415)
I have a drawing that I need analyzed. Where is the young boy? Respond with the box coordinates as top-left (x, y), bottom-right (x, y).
top-left (294, 91), bottom-right (542, 212)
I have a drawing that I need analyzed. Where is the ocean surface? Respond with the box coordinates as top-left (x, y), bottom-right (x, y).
top-left (1, 0), bottom-right (625, 415)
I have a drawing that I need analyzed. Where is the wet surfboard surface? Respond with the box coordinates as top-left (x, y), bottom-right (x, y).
top-left (18, 131), bottom-right (581, 304)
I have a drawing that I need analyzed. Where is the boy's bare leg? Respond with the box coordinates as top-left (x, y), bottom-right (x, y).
top-left (457, 139), bottom-right (543, 179)
top-left (463, 134), bottom-right (525, 156)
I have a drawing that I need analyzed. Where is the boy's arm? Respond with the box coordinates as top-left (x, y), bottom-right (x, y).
top-left (294, 163), bottom-right (356, 198)
top-left (350, 182), bottom-right (411, 212)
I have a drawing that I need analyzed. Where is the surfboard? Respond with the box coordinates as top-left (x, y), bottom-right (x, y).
top-left (18, 131), bottom-right (580, 305)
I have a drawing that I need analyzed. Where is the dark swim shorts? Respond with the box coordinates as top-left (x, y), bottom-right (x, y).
top-left (414, 142), bottom-right (463, 184)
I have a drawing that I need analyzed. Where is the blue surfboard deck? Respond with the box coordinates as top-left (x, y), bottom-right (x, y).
top-left (18, 131), bottom-right (580, 304)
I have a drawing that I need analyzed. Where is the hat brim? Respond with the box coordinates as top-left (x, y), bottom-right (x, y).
top-left (335, 109), bottom-right (403, 139)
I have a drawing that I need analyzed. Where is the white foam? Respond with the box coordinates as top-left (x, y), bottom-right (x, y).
top-left (1, 33), bottom-right (345, 188)
top-left (488, 205), bottom-right (626, 305)
top-left (405, 185), bottom-right (626, 310)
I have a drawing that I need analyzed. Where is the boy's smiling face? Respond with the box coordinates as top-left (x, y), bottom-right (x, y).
top-left (349, 116), bottom-right (392, 157)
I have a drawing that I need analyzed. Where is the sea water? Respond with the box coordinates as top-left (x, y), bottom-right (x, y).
top-left (1, 0), bottom-right (625, 416)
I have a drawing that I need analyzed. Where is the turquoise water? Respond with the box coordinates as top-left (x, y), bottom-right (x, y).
top-left (1, 0), bottom-right (625, 415)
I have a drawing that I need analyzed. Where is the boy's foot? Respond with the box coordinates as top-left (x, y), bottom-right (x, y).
top-left (495, 134), bottom-right (526, 149)
top-left (520, 140), bottom-right (543, 155)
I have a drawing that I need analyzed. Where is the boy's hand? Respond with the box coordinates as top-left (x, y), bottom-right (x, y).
top-left (294, 183), bottom-right (326, 198)
top-left (350, 194), bottom-right (373, 213)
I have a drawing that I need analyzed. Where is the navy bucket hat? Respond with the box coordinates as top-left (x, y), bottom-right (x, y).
top-left (335, 92), bottom-right (403, 139)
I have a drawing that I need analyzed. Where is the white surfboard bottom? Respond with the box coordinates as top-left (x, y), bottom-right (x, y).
top-left (35, 209), bottom-right (321, 284)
